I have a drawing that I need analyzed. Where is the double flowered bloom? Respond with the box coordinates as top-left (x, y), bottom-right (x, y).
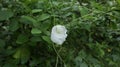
top-left (51, 25), bottom-right (67, 45)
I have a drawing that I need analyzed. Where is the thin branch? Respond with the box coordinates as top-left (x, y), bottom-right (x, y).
top-left (52, 43), bottom-right (66, 67)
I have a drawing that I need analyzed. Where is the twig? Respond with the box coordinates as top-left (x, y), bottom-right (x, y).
top-left (52, 43), bottom-right (66, 67)
top-left (55, 56), bottom-right (59, 67)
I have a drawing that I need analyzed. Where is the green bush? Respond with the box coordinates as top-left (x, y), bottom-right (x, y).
top-left (0, 0), bottom-right (120, 67)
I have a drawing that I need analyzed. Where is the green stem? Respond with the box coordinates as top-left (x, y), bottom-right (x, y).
top-left (49, 0), bottom-right (55, 25)
top-left (55, 56), bottom-right (59, 67)
top-left (52, 43), bottom-right (66, 67)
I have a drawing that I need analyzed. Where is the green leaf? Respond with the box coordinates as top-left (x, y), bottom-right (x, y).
top-left (9, 20), bottom-right (19, 31)
top-left (37, 14), bottom-right (50, 21)
top-left (42, 36), bottom-right (51, 44)
top-left (23, 0), bottom-right (38, 5)
top-left (3, 63), bottom-right (17, 67)
top-left (13, 48), bottom-right (21, 59)
top-left (21, 48), bottom-right (30, 64)
top-left (31, 28), bottom-right (41, 34)
top-left (0, 10), bottom-right (13, 21)
top-left (99, 49), bottom-right (105, 57)
top-left (16, 34), bottom-right (29, 44)
top-left (40, 21), bottom-right (51, 31)
top-left (80, 62), bottom-right (88, 67)
top-left (31, 9), bottom-right (42, 13)
top-left (94, 64), bottom-right (101, 67)
top-left (75, 56), bottom-right (83, 63)
top-left (0, 39), bottom-right (5, 48)
top-left (110, 22), bottom-right (117, 29)
top-left (30, 36), bottom-right (42, 42)
top-left (29, 58), bottom-right (40, 66)
top-left (117, 0), bottom-right (120, 5)
top-left (90, 1), bottom-right (104, 11)
top-left (81, 23), bottom-right (91, 31)
top-left (79, 7), bottom-right (89, 16)
top-left (20, 16), bottom-right (37, 24)
top-left (13, 47), bottom-right (30, 64)
top-left (78, 50), bottom-right (87, 58)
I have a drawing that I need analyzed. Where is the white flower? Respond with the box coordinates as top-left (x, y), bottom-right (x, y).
top-left (51, 25), bottom-right (67, 45)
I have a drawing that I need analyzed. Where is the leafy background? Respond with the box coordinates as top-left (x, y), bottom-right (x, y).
top-left (0, 0), bottom-right (120, 67)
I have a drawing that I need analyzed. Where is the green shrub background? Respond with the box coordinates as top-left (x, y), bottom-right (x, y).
top-left (0, 0), bottom-right (120, 67)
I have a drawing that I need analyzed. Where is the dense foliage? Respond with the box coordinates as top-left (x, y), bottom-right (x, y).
top-left (0, 0), bottom-right (120, 67)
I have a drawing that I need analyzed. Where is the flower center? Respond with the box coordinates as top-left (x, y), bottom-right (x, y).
top-left (56, 27), bottom-right (63, 34)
